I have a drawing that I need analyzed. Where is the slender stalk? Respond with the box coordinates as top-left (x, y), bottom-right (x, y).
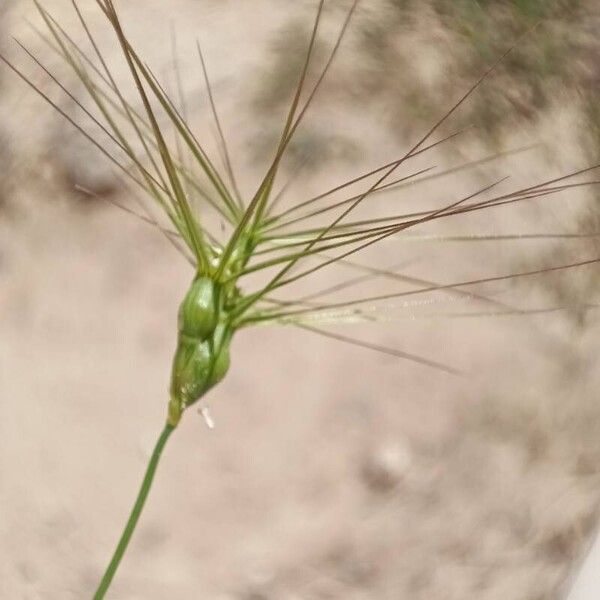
top-left (94, 423), bottom-right (175, 600)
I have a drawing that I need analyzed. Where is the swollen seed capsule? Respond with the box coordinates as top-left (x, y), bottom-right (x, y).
top-left (168, 278), bottom-right (232, 426)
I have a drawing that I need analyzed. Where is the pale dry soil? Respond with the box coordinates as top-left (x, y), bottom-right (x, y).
top-left (1, 2), bottom-right (600, 599)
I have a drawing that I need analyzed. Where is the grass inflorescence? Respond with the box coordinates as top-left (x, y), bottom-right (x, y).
top-left (3, 0), bottom-right (600, 597)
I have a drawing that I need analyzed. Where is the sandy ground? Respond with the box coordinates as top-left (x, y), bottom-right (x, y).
top-left (2, 2), bottom-right (600, 599)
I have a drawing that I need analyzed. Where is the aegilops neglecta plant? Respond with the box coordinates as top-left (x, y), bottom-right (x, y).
top-left (3, 0), bottom-right (600, 597)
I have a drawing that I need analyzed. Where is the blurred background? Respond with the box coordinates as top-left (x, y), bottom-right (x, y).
top-left (1, 1), bottom-right (600, 598)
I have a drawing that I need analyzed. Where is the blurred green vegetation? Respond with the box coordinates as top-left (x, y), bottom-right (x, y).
top-left (253, 0), bottom-right (599, 157)
top-left (254, 0), bottom-right (595, 144)
top-left (358, 0), bottom-right (589, 142)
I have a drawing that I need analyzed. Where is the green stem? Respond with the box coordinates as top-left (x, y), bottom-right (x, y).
top-left (93, 423), bottom-right (175, 599)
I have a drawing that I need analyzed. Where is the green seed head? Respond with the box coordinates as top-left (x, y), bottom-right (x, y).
top-left (168, 278), bottom-right (233, 426)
